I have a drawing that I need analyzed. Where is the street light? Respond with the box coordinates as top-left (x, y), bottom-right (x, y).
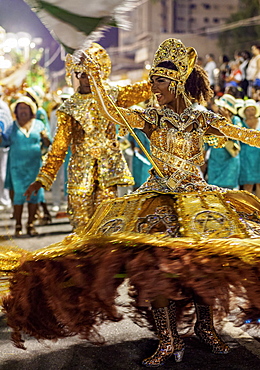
top-left (17, 32), bottom-right (31, 60)
top-left (0, 28), bottom-right (44, 84)
top-left (2, 32), bottom-right (32, 60)
top-left (3, 33), bottom-right (18, 52)
top-left (0, 55), bottom-right (11, 69)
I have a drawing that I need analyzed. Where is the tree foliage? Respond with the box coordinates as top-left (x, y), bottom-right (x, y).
top-left (218, 0), bottom-right (260, 57)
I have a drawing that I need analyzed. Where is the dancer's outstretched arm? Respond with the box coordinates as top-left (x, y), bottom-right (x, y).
top-left (207, 113), bottom-right (260, 148)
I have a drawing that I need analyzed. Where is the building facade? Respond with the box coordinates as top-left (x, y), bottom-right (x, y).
top-left (108, 0), bottom-right (240, 82)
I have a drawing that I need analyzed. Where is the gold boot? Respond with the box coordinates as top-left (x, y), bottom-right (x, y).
top-left (194, 303), bottom-right (230, 354)
top-left (14, 224), bottom-right (23, 237)
top-left (26, 223), bottom-right (38, 236)
top-left (142, 301), bottom-right (185, 367)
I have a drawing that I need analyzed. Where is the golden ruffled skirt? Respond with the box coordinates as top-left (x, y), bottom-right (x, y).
top-left (1, 190), bottom-right (260, 348)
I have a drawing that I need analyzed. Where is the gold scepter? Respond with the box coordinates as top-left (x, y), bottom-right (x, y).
top-left (106, 94), bottom-right (164, 178)
top-left (107, 98), bottom-right (182, 192)
top-left (83, 52), bottom-right (164, 177)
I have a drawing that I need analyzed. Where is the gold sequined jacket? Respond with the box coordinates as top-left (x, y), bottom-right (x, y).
top-left (36, 82), bottom-right (151, 195)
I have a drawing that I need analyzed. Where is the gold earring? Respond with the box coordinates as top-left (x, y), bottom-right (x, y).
top-left (168, 81), bottom-right (176, 94)
top-left (176, 81), bottom-right (185, 96)
top-left (176, 82), bottom-right (192, 107)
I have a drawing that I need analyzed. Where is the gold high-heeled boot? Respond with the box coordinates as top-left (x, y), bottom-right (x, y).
top-left (194, 303), bottom-right (230, 354)
top-left (142, 301), bottom-right (185, 367)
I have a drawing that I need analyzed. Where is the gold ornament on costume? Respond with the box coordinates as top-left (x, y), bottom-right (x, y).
top-left (149, 38), bottom-right (197, 106)
top-left (65, 43), bottom-right (112, 86)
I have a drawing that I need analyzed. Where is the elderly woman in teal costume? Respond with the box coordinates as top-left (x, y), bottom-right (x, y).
top-left (1, 96), bottom-right (51, 236)
top-left (206, 93), bottom-right (242, 189)
top-left (2, 39), bottom-right (260, 368)
top-left (238, 99), bottom-right (260, 197)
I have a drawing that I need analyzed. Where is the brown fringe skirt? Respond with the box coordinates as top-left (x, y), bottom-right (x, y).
top-left (3, 233), bottom-right (260, 349)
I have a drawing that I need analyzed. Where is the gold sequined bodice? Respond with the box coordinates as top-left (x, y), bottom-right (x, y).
top-left (141, 107), bottom-right (209, 178)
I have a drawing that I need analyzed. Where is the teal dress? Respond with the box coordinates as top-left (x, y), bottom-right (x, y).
top-left (36, 107), bottom-right (50, 133)
top-left (239, 118), bottom-right (260, 185)
top-left (3, 119), bottom-right (49, 205)
top-left (207, 115), bottom-right (242, 189)
top-left (63, 146), bottom-right (71, 196)
top-left (36, 107), bottom-right (51, 156)
top-left (128, 129), bottom-right (152, 190)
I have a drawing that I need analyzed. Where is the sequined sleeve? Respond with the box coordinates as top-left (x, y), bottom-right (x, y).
top-left (88, 68), bottom-right (145, 130)
top-left (116, 81), bottom-right (151, 108)
top-left (209, 115), bottom-right (260, 148)
top-left (36, 111), bottom-right (72, 190)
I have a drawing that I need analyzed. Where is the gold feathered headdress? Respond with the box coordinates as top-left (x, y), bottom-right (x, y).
top-left (149, 38), bottom-right (197, 106)
top-left (65, 43), bottom-right (112, 86)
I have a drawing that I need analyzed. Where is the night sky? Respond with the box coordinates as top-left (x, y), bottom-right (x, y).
top-left (0, 0), bottom-right (118, 71)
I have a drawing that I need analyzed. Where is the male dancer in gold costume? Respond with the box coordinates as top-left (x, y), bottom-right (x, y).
top-left (25, 43), bottom-right (151, 229)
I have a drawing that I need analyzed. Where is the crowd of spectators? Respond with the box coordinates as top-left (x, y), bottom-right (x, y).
top-left (201, 46), bottom-right (260, 197)
top-left (202, 45), bottom-right (260, 100)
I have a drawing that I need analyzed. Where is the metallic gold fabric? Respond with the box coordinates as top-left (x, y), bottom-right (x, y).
top-left (22, 231), bottom-right (260, 264)
top-left (147, 38), bottom-right (197, 107)
top-left (75, 64), bottom-right (260, 240)
top-left (36, 81), bottom-right (151, 227)
top-left (210, 115), bottom-right (260, 147)
top-left (0, 245), bottom-right (29, 304)
top-left (80, 191), bottom-right (251, 239)
top-left (65, 43), bottom-right (112, 84)
top-left (68, 185), bottom-right (117, 229)
top-left (86, 68), bottom-right (260, 186)
top-left (3, 59), bottom-right (260, 310)
top-left (2, 184), bottom-right (260, 302)
top-left (149, 38), bottom-right (197, 85)
top-left (0, 245), bottom-right (28, 271)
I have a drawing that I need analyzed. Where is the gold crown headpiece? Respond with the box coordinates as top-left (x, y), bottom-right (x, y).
top-left (65, 43), bottom-right (112, 86)
top-left (149, 38), bottom-right (197, 106)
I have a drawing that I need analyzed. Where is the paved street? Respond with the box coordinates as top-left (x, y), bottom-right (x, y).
top-left (0, 194), bottom-right (260, 369)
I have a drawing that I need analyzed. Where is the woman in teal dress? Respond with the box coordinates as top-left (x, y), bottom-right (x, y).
top-left (2, 96), bottom-right (51, 236)
top-left (238, 99), bottom-right (260, 197)
top-left (25, 86), bottom-right (53, 225)
top-left (206, 94), bottom-right (242, 189)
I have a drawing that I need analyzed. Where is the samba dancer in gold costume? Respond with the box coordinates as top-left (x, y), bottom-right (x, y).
top-left (25, 43), bottom-right (151, 228)
top-left (2, 39), bottom-right (260, 367)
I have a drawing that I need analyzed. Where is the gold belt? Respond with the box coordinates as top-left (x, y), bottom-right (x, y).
top-left (151, 145), bottom-right (200, 174)
top-left (151, 145), bottom-right (201, 191)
